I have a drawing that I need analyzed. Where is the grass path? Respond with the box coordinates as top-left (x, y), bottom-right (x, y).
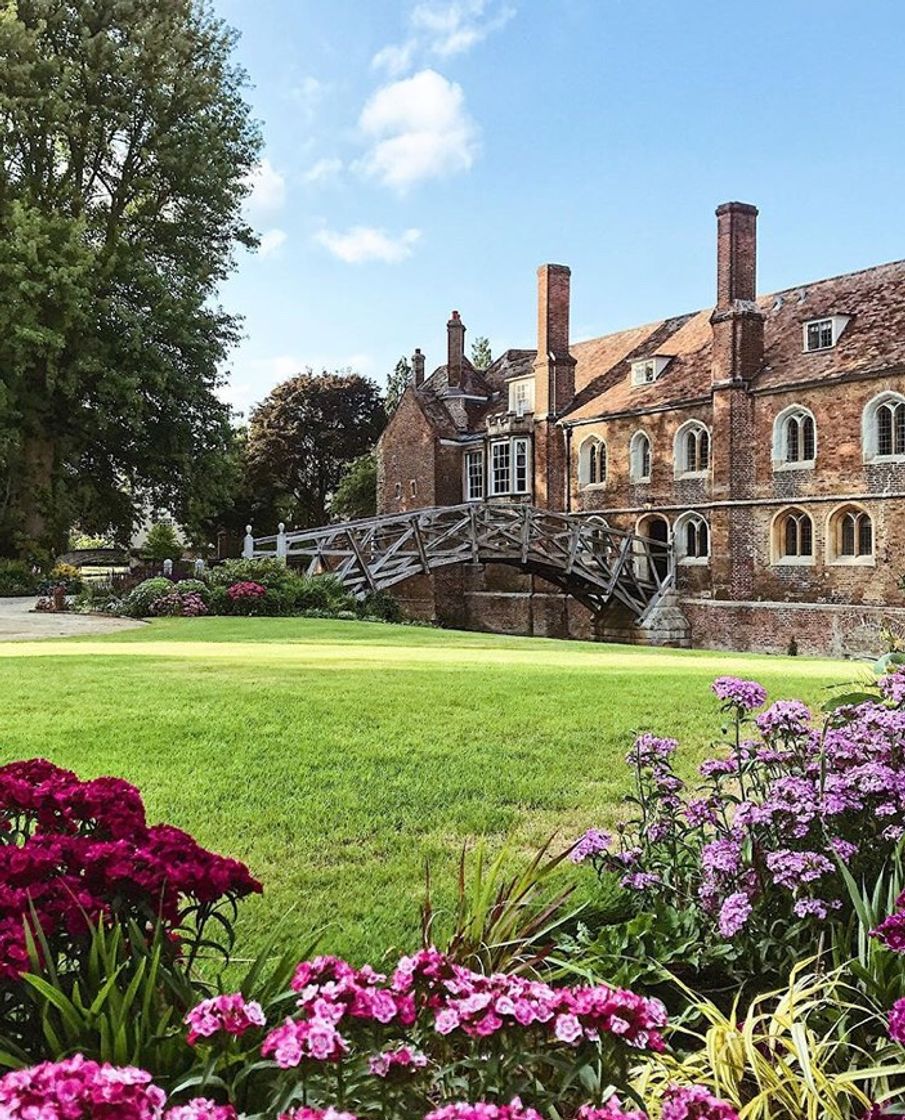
top-left (0, 618), bottom-right (864, 961)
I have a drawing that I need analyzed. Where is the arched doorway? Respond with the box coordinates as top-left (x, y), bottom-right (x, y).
top-left (636, 514), bottom-right (671, 583)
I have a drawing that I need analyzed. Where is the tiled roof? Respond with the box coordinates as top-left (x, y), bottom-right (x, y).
top-left (562, 259), bottom-right (905, 421)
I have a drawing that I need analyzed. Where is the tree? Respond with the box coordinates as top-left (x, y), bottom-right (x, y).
top-left (385, 356), bottom-right (412, 415)
top-left (330, 454), bottom-right (377, 521)
top-left (471, 337), bottom-right (493, 370)
top-left (245, 371), bottom-right (386, 530)
top-left (0, 0), bottom-right (261, 560)
top-left (142, 521), bottom-right (182, 563)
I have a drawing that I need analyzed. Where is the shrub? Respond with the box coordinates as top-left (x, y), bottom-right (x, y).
top-left (38, 562), bottom-right (84, 595)
top-left (143, 521), bottom-right (183, 563)
top-left (175, 579), bottom-right (211, 602)
top-left (124, 577), bottom-right (176, 617)
top-left (287, 573), bottom-right (356, 614)
top-left (0, 560), bottom-right (39, 596)
top-left (357, 589), bottom-right (402, 623)
top-left (73, 582), bottom-right (124, 615)
top-left (150, 591), bottom-right (208, 617)
top-left (208, 557), bottom-right (292, 590)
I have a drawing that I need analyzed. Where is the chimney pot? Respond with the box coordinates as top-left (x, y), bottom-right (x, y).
top-left (533, 263), bottom-right (575, 418)
top-left (715, 201), bottom-right (758, 307)
top-left (412, 347), bottom-right (425, 388)
top-left (447, 310), bottom-right (465, 389)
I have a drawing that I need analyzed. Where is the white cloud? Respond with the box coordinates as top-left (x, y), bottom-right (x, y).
top-left (372, 1), bottom-right (514, 73)
top-left (303, 157), bottom-right (344, 185)
top-left (258, 228), bottom-right (287, 257)
top-left (315, 225), bottom-right (422, 264)
top-left (357, 69), bottom-right (477, 191)
top-left (243, 158), bottom-right (286, 214)
top-left (219, 352), bottom-right (377, 419)
top-left (291, 75), bottom-right (328, 122)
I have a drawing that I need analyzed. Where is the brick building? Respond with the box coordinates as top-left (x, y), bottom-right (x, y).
top-left (376, 202), bottom-right (905, 655)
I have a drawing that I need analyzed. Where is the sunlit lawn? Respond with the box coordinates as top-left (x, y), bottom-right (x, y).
top-left (0, 617), bottom-right (864, 961)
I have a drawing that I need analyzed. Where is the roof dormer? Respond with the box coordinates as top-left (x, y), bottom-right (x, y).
top-left (631, 355), bottom-right (671, 386)
top-left (803, 314), bottom-right (851, 353)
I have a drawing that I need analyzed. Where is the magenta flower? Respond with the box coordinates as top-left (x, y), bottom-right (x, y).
top-left (889, 997), bottom-right (905, 1044)
top-left (279, 1110), bottom-right (358, 1120)
top-left (660, 1084), bottom-right (739, 1120)
top-left (165, 1101), bottom-right (237, 1120)
top-left (570, 828), bottom-right (612, 863)
top-left (0, 1055), bottom-right (167, 1120)
top-left (185, 993), bottom-right (266, 1045)
top-left (712, 677), bottom-right (767, 712)
top-left (576, 1099), bottom-right (648, 1120)
top-left (425, 1100), bottom-right (544, 1120)
top-left (368, 1045), bottom-right (428, 1078)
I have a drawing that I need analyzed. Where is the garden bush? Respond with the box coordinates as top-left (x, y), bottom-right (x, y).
top-left (208, 558), bottom-right (293, 591)
top-left (37, 562), bottom-right (84, 596)
top-left (356, 589), bottom-right (403, 623)
top-left (124, 577), bottom-right (178, 617)
top-left (288, 573), bottom-right (357, 615)
top-left (0, 560), bottom-right (39, 596)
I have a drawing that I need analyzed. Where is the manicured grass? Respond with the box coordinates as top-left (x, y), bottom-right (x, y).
top-left (0, 617), bottom-right (865, 962)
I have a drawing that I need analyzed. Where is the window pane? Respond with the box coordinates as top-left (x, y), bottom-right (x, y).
top-left (491, 442), bottom-right (510, 494)
top-left (802, 416), bottom-right (815, 461)
top-left (784, 516), bottom-right (798, 556)
top-left (879, 406), bottom-right (893, 456)
top-left (786, 418), bottom-right (800, 462)
top-left (513, 439), bottom-right (529, 493)
top-left (466, 451), bottom-right (483, 500)
top-left (819, 320), bottom-right (833, 348)
top-left (896, 405), bottom-right (905, 456)
top-left (807, 323), bottom-right (821, 351)
top-left (599, 444), bottom-right (607, 482)
top-left (589, 445), bottom-right (597, 484)
top-left (685, 431), bottom-right (697, 472)
top-left (858, 515), bottom-right (873, 556)
top-left (699, 431), bottom-right (710, 470)
top-left (699, 520), bottom-right (709, 557)
top-left (841, 514), bottom-right (855, 556)
top-left (800, 516), bottom-right (813, 556)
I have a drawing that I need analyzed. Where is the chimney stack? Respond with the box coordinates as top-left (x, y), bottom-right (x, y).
top-left (412, 347), bottom-right (425, 387)
top-left (533, 264), bottom-right (576, 418)
top-left (447, 310), bottom-right (465, 389)
top-left (710, 202), bottom-right (764, 383)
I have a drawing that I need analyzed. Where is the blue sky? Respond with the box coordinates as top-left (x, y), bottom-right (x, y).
top-left (213, 0), bottom-right (905, 417)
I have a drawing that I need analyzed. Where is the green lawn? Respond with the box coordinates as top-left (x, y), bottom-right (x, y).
top-left (0, 618), bottom-right (866, 962)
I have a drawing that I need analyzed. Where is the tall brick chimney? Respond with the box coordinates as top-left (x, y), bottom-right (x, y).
top-left (533, 264), bottom-right (576, 419)
top-left (710, 202), bottom-right (764, 384)
top-left (447, 311), bottom-right (465, 389)
top-left (412, 347), bottom-right (425, 387)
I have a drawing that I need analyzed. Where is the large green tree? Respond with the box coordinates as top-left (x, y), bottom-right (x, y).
top-left (245, 371), bottom-right (386, 531)
top-left (0, 0), bottom-right (261, 559)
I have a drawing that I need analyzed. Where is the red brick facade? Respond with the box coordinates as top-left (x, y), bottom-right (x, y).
top-left (377, 203), bottom-right (905, 655)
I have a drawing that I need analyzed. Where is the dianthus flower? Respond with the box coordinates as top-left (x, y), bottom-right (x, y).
top-left (279, 1110), bottom-right (358, 1120)
top-left (261, 1017), bottom-right (348, 1066)
top-left (887, 997), bottom-right (905, 1044)
top-left (165, 1101), bottom-right (237, 1120)
top-left (712, 677), bottom-right (767, 712)
top-left (879, 669), bottom-right (905, 706)
top-left (872, 911), bottom-right (905, 951)
top-left (626, 734), bottom-right (678, 769)
top-left (755, 700), bottom-right (812, 738)
top-left (660, 1084), bottom-right (739, 1120)
top-left (765, 849), bottom-right (834, 890)
top-left (185, 993), bottom-right (266, 1045)
top-left (368, 1045), bottom-right (428, 1078)
top-left (0, 1055), bottom-right (166, 1120)
top-left (290, 955), bottom-right (415, 1027)
top-left (718, 892), bottom-right (752, 938)
top-left (425, 1100), bottom-right (544, 1120)
top-left (570, 828), bottom-right (612, 863)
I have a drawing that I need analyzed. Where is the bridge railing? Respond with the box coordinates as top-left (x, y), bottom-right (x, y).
top-left (240, 503), bottom-right (675, 619)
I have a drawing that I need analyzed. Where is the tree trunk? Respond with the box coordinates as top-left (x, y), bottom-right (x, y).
top-left (15, 433), bottom-right (57, 559)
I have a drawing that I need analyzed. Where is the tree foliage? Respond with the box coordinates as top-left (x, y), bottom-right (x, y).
top-left (471, 336), bottom-right (492, 371)
top-left (385, 356), bottom-right (411, 415)
top-left (330, 453), bottom-right (377, 521)
top-left (142, 521), bottom-right (182, 563)
top-left (0, 0), bottom-right (261, 559)
top-left (245, 371), bottom-right (385, 531)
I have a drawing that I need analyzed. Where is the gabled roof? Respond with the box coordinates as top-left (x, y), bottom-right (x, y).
top-left (562, 259), bottom-right (905, 421)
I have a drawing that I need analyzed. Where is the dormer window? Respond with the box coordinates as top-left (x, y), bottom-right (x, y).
top-left (631, 355), bottom-right (670, 386)
top-left (803, 315), bottom-right (850, 352)
top-left (508, 378), bottom-right (535, 416)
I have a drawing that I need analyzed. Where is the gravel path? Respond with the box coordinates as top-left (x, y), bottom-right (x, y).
top-left (0, 597), bottom-right (145, 641)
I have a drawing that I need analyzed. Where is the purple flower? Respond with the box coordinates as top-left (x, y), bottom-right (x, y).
top-left (626, 733), bottom-right (678, 769)
top-left (872, 912), bottom-right (905, 952)
top-left (712, 677), bottom-right (767, 712)
top-left (701, 838), bottom-right (742, 875)
top-left (699, 757), bottom-right (738, 778)
top-left (685, 799), bottom-right (719, 827)
top-left (765, 849), bottom-right (834, 890)
top-left (889, 997), bottom-right (905, 1044)
top-left (755, 700), bottom-right (812, 738)
top-left (661, 1083), bottom-right (740, 1120)
top-left (718, 892), bottom-right (752, 938)
top-left (621, 872), bottom-right (662, 891)
top-left (880, 670), bottom-right (905, 706)
top-left (570, 828), bottom-right (612, 864)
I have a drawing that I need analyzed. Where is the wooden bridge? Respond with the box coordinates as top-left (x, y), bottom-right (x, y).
top-left (243, 504), bottom-right (674, 620)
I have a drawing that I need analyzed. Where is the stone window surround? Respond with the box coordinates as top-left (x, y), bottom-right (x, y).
top-left (577, 435), bottom-right (607, 489)
top-left (771, 403), bottom-right (817, 471)
top-left (673, 510), bottom-right (710, 565)
top-left (824, 502), bottom-right (875, 567)
top-left (863, 390), bottom-right (905, 463)
top-left (629, 429), bottom-right (652, 483)
top-left (770, 506), bottom-right (815, 566)
top-left (673, 420), bottom-right (711, 480)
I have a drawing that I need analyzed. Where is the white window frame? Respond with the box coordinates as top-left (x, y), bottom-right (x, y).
top-left (771, 507), bottom-right (816, 566)
top-left (673, 421), bottom-right (711, 479)
top-left (863, 391), bottom-right (905, 463)
top-left (629, 430), bottom-right (652, 483)
top-left (802, 315), bottom-right (850, 353)
top-left (825, 503), bottom-right (875, 566)
top-left (631, 355), bottom-right (671, 386)
top-left (772, 404), bottom-right (817, 471)
top-left (578, 436), bottom-right (607, 489)
top-left (489, 440), bottom-right (512, 496)
top-left (674, 511), bottom-right (710, 565)
top-left (508, 378), bottom-right (535, 416)
top-left (464, 449), bottom-right (484, 502)
top-left (513, 437), bottom-right (530, 494)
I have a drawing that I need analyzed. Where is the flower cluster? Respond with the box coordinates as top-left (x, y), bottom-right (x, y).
top-left (659, 1085), bottom-right (739, 1120)
top-left (0, 1055), bottom-right (167, 1120)
top-left (227, 581), bottom-right (266, 601)
top-left (888, 997), bottom-right (905, 1045)
top-left (185, 993), bottom-right (266, 1045)
top-left (150, 592), bottom-right (208, 617)
top-left (577, 674), bottom-right (905, 949)
top-left (165, 1102), bottom-right (237, 1120)
top-left (570, 828), bottom-right (612, 864)
top-left (279, 1111), bottom-right (358, 1120)
top-left (576, 1098), bottom-right (647, 1120)
top-left (424, 1101), bottom-right (542, 1120)
top-left (368, 1045), bottom-right (429, 1078)
top-left (0, 759), bottom-right (261, 979)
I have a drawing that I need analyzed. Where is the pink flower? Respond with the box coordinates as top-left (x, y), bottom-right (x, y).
top-left (888, 997), bottom-right (905, 1044)
top-left (576, 1099), bottom-right (648, 1120)
top-left (0, 1055), bottom-right (167, 1120)
top-left (661, 1084), bottom-right (739, 1120)
top-left (425, 1100), bottom-right (544, 1120)
top-left (368, 1045), bottom-right (428, 1078)
top-left (165, 1101), bottom-right (237, 1120)
top-left (185, 993), bottom-right (266, 1045)
top-left (554, 1012), bottom-right (583, 1044)
top-left (279, 1110), bottom-right (358, 1120)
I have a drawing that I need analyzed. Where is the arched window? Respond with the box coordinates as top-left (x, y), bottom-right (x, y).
top-left (827, 505), bottom-right (873, 562)
top-left (773, 507), bottom-right (814, 562)
top-left (864, 393), bottom-right (905, 461)
top-left (578, 437), bottom-right (607, 488)
top-left (630, 431), bottom-right (652, 483)
top-left (772, 406), bottom-right (816, 468)
top-left (675, 512), bottom-right (710, 564)
top-left (674, 421), bottom-right (711, 477)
